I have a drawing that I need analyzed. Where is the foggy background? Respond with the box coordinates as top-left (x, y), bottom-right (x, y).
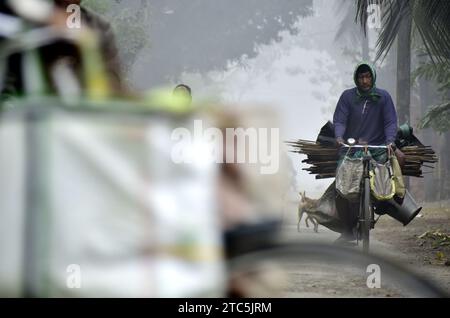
top-left (83, 0), bottom-right (444, 201)
top-left (1, 0), bottom-right (449, 299)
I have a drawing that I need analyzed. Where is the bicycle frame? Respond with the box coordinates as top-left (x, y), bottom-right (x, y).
top-left (341, 144), bottom-right (389, 253)
top-left (359, 150), bottom-right (373, 253)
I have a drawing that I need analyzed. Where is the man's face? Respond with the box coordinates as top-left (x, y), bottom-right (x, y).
top-left (357, 71), bottom-right (373, 92)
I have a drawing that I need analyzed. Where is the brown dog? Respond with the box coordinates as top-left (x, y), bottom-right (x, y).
top-left (298, 191), bottom-right (319, 233)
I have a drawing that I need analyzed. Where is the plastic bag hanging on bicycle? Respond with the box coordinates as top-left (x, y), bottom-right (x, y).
top-left (335, 153), bottom-right (363, 202)
top-left (336, 145), bottom-right (392, 202)
top-left (391, 154), bottom-right (406, 199)
top-left (369, 149), bottom-right (406, 201)
top-left (369, 159), bottom-right (395, 201)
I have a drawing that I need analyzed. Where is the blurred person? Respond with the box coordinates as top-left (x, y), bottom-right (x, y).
top-left (1, 0), bottom-right (124, 104)
top-left (1, 0), bottom-right (68, 103)
top-left (172, 84), bottom-right (192, 109)
top-left (0, 0), bottom-right (66, 26)
top-left (52, 0), bottom-right (123, 92)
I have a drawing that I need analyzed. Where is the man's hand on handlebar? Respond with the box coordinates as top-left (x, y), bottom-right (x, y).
top-left (387, 142), bottom-right (396, 153)
top-left (336, 137), bottom-right (345, 146)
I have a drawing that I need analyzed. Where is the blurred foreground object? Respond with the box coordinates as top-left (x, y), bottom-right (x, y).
top-left (0, 102), bottom-right (224, 297)
top-left (0, 4), bottom-right (289, 296)
top-left (0, 0), bottom-right (124, 107)
top-left (0, 98), bottom-right (288, 297)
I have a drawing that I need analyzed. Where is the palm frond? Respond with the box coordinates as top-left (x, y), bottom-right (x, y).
top-left (419, 101), bottom-right (450, 132)
top-left (413, 60), bottom-right (450, 83)
top-left (413, 0), bottom-right (450, 63)
top-left (355, 0), bottom-right (450, 66)
top-left (355, 0), bottom-right (373, 35)
top-left (375, 0), bottom-right (411, 61)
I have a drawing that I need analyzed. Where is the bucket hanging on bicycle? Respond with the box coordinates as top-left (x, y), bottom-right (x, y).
top-left (385, 190), bottom-right (422, 226)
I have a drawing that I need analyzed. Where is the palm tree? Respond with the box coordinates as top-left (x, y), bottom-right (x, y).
top-left (355, 0), bottom-right (414, 126)
top-left (355, 0), bottom-right (450, 131)
top-left (355, 0), bottom-right (450, 63)
top-left (356, 0), bottom-right (450, 198)
top-left (415, 60), bottom-right (450, 132)
top-left (395, 1), bottom-right (412, 127)
top-left (355, 0), bottom-right (450, 127)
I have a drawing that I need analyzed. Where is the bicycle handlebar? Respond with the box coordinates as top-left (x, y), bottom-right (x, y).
top-left (341, 144), bottom-right (388, 149)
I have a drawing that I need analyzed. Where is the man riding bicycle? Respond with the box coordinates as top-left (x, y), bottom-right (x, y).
top-left (332, 62), bottom-right (400, 244)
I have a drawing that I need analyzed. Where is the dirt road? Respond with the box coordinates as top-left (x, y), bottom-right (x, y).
top-left (278, 201), bottom-right (450, 297)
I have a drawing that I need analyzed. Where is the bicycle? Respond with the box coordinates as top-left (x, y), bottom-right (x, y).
top-left (341, 139), bottom-right (389, 254)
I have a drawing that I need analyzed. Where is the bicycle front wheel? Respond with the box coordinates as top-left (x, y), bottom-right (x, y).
top-left (361, 177), bottom-right (371, 253)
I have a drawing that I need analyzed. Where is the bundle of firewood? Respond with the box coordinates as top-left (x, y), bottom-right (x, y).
top-left (286, 139), bottom-right (438, 179)
top-left (400, 145), bottom-right (438, 177)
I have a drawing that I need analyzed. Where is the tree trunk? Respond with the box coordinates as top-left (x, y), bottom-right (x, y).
top-left (442, 91), bottom-right (450, 201)
top-left (418, 78), bottom-right (438, 202)
top-left (396, 3), bottom-right (412, 187)
top-left (396, 5), bottom-right (412, 125)
top-left (442, 133), bottom-right (450, 201)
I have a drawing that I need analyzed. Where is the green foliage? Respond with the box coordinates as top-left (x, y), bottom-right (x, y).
top-left (81, 0), bottom-right (110, 15)
top-left (355, 0), bottom-right (450, 131)
top-left (414, 60), bottom-right (450, 95)
top-left (419, 101), bottom-right (450, 133)
top-left (356, 0), bottom-right (450, 65)
top-left (414, 60), bottom-right (450, 132)
top-left (81, 0), bottom-right (150, 77)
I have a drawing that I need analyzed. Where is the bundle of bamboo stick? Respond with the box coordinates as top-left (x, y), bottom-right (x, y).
top-left (286, 140), bottom-right (438, 179)
top-left (400, 145), bottom-right (438, 177)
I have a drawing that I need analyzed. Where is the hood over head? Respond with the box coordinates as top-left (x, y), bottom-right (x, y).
top-left (353, 61), bottom-right (380, 101)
